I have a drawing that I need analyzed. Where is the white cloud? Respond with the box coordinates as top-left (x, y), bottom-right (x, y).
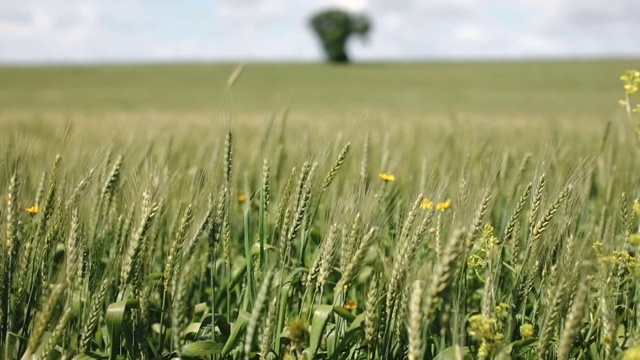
top-left (454, 25), bottom-right (487, 43)
top-left (324, 0), bottom-right (368, 12)
top-left (0, 0), bottom-right (638, 63)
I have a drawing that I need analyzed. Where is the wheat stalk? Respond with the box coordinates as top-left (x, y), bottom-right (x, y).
top-left (423, 228), bottom-right (465, 328)
top-left (120, 191), bottom-right (159, 293)
top-left (81, 279), bottom-right (110, 351)
top-left (262, 158), bottom-right (271, 210)
top-left (360, 133), bottom-right (370, 192)
top-left (339, 227), bottom-right (376, 288)
top-left (386, 195), bottom-right (424, 315)
top-left (557, 275), bottom-right (590, 360)
top-left (40, 307), bottom-right (72, 359)
top-left (531, 184), bottom-right (571, 242)
top-left (164, 203), bottom-right (194, 291)
top-left (260, 297), bottom-right (278, 358)
top-left (341, 212), bottom-right (362, 273)
top-left (528, 173), bottom-right (546, 235)
top-left (322, 142), bottom-right (351, 191)
top-left (465, 190), bottom-right (492, 250)
top-left (509, 153), bottom-right (532, 200)
top-left (66, 208), bottom-right (81, 286)
top-left (224, 130), bottom-right (233, 185)
top-left (365, 274), bottom-right (381, 356)
top-left (317, 224), bottom-right (340, 289)
top-left (537, 265), bottom-right (565, 360)
top-left (408, 280), bottom-right (425, 360)
top-left (504, 182), bottom-right (532, 242)
top-left (23, 284), bottom-right (65, 359)
top-left (2, 173), bottom-right (19, 340)
top-left (244, 269), bottom-right (274, 360)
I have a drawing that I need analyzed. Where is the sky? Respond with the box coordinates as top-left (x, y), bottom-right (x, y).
top-left (0, 0), bottom-right (639, 64)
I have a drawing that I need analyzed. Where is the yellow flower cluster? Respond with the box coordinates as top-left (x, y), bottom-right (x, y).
top-left (494, 303), bottom-right (510, 322)
top-left (620, 70), bottom-right (640, 113)
top-left (468, 315), bottom-right (504, 357)
top-left (519, 323), bottom-right (535, 339)
top-left (630, 199), bottom-right (640, 245)
top-left (420, 198), bottom-right (433, 209)
top-left (468, 315), bottom-right (502, 341)
top-left (436, 201), bottom-right (451, 212)
top-left (634, 198), bottom-right (640, 215)
top-left (621, 70), bottom-right (640, 96)
top-left (592, 241), bottom-right (604, 254)
top-left (611, 251), bottom-right (637, 267)
top-left (25, 205), bottom-right (39, 215)
top-left (624, 345), bottom-right (640, 360)
top-left (599, 250), bottom-right (638, 272)
top-left (467, 254), bottom-right (486, 268)
top-left (344, 300), bottom-right (357, 310)
top-left (466, 225), bottom-right (500, 273)
top-left (629, 234), bottom-right (640, 246)
top-left (420, 197), bottom-right (451, 212)
top-left (378, 173), bottom-right (396, 182)
top-left (287, 318), bottom-right (310, 351)
top-left (480, 225), bottom-right (499, 252)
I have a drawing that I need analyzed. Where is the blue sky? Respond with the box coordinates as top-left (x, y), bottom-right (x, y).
top-left (0, 0), bottom-right (639, 64)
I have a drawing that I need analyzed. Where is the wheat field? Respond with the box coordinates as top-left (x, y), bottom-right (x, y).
top-left (1, 61), bottom-right (640, 360)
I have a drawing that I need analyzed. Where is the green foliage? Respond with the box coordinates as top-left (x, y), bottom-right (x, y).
top-left (310, 9), bottom-right (371, 63)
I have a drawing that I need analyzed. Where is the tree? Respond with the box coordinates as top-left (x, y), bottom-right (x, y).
top-left (310, 9), bottom-right (371, 63)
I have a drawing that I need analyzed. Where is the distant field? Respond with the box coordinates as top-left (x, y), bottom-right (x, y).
top-left (0, 60), bottom-right (635, 152)
top-left (0, 60), bottom-right (634, 116)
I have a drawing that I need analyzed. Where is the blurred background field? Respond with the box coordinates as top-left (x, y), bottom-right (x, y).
top-left (0, 60), bottom-right (634, 160)
top-left (0, 60), bottom-right (632, 116)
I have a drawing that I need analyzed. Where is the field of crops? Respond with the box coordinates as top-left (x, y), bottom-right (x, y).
top-left (1, 61), bottom-right (640, 360)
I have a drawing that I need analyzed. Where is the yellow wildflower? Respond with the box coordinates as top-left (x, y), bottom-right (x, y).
top-left (621, 70), bottom-right (640, 96)
top-left (237, 194), bottom-right (247, 203)
top-left (288, 318), bottom-right (310, 351)
top-left (494, 303), bottom-right (510, 321)
top-left (624, 345), bottom-right (640, 360)
top-left (378, 173), bottom-right (396, 182)
top-left (592, 241), bottom-right (604, 254)
top-left (468, 315), bottom-right (498, 341)
top-left (632, 198), bottom-right (640, 215)
top-left (467, 254), bottom-right (486, 268)
top-left (620, 99), bottom-right (629, 106)
top-left (519, 324), bottom-right (534, 339)
top-left (420, 198), bottom-right (433, 209)
top-left (478, 342), bottom-right (492, 358)
top-left (608, 251), bottom-right (638, 270)
top-left (479, 225), bottom-right (499, 252)
top-left (25, 205), bottom-right (39, 215)
top-left (629, 234), bottom-right (640, 246)
top-left (625, 84), bottom-right (638, 95)
top-left (436, 201), bottom-right (451, 212)
top-left (344, 300), bottom-right (358, 310)
top-left (428, 227), bottom-right (436, 233)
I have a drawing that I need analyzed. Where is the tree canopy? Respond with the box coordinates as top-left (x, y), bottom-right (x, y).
top-left (310, 9), bottom-right (371, 63)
